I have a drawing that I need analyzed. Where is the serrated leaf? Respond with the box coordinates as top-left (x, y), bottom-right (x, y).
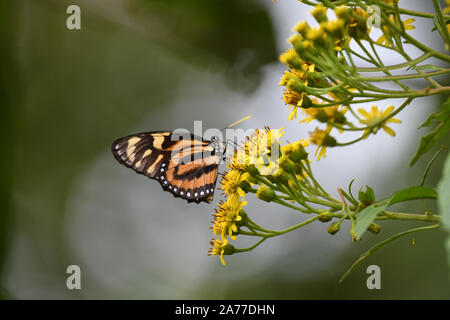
top-left (389, 186), bottom-right (437, 205)
top-left (354, 199), bottom-right (390, 240)
top-left (410, 98), bottom-right (450, 166)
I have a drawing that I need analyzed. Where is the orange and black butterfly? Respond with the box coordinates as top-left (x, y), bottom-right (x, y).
top-left (111, 131), bottom-right (225, 203)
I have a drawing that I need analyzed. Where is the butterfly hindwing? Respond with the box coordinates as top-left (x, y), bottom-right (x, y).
top-left (111, 131), bottom-right (221, 203)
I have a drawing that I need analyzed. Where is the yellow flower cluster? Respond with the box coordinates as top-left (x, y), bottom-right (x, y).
top-left (209, 127), bottom-right (310, 265)
top-left (278, 3), bottom-right (408, 160)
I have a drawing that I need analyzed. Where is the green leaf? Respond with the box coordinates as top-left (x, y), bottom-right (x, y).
top-left (358, 185), bottom-right (375, 206)
top-left (354, 199), bottom-right (390, 240)
top-left (389, 186), bottom-right (437, 205)
top-left (410, 98), bottom-right (450, 166)
top-left (438, 152), bottom-right (450, 272)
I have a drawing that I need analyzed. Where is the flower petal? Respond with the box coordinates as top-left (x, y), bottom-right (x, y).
top-left (382, 125), bottom-right (396, 136)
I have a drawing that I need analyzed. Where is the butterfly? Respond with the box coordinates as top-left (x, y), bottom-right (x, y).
top-left (111, 131), bottom-right (226, 203)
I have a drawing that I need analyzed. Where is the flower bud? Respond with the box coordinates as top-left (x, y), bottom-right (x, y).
top-left (318, 212), bottom-right (332, 222)
top-left (311, 4), bottom-right (328, 24)
top-left (323, 19), bottom-right (345, 39)
top-left (223, 243), bottom-right (236, 255)
top-left (334, 6), bottom-right (350, 21)
top-left (279, 155), bottom-right (294, 174)
top-left (328, 222), bottom-right (340, 235)
top-left (238, 180), bottom-right (252, 193)
top-left (300, 95), bottom-right (313, 108)
top-left (306, 27), bottom-right (326, 47)
top-left (323, 134), bottom-right (337, 147)
top-left (368, 223), bottom-right (381, 235)
top-left (256, 185), bottom-right (276, 202)
top-left (246, 164), bottom-right (260, 177)
top-left (293, 21), bottom-right (311, 38)
top-left (332, 110), bottom-right (347, 124)
top-left (315, 109), bottom-right (329, 123)
top-left (288, 34), bottom-right (303, 48)
top-left (270, 170), bottom-right (289, 186)
top-left (293, 165), bottom-right (304, 176)
top-left (280, 49), bottom-right (303, 69)
top-left (287, 78), bottom-right (307, 93)
top-left (285, 141), bottom-right (308, 162)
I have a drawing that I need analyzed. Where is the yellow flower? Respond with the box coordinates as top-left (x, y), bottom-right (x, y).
top-left (300, 103), bottom-right (347, 134)
top-left (220, 169), bottom-right (250, 198)
top-left (279, 49), bottom-right (303, 69)
top-left (402, 18), bottom-right (415, 30)
top-left (444, 0), bottom-right (450, 15)
top-left (358, 105), bottom-right (401, 138)
top-left (377, 17), bottom-right (415, 46)
top-left (229, 127), bottom-right (285, 176)
top-left (348, 8), bottom-right (370, 39)
top-left (301, 107), bottom-right (324, 124)
top-left (208, 238), bottom-right (229, 266)
top-left (280, 67), bottom-right (314, 120)
top-left (308, 127), bottom-right (336, 160)
top-left (212, 196), bottom-right (247, 240)
top-left (283, 89), bottom-right (304, 119)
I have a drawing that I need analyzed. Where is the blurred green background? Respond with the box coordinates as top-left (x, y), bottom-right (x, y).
top-left (1, 0), bottom-right (449, 299)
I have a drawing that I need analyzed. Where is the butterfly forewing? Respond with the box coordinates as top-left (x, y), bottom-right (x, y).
top-left (111, 131), bottom-right (221, 203)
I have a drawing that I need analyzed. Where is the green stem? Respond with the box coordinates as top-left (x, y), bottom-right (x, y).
top-left (354, 53), bottom-right (431, 72)
top-left (339, 223), bottom-right (441, 282)
top-left (357, 70), bottom-right (450, 82)
top-left (433, 0), bottom-right (450, 50)
top-left (378, 211), bottom-right (441, 223)
top-left (267, 215), bottom-right (320, 236)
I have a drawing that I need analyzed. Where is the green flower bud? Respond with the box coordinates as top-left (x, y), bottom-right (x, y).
top-left (318, 212), bottom-right (332, 222)
top-left (333, 110), bottom-right (347, 124)
top-left (246, 164), bottom-right (260, 177)
top-left (279, 155), bottom-right (295, 174)
top-left (293, 163), bottom-right (304, 175)
top-left (285, 142), bottom-right (308, 162)
top-left (223, 243), bottom-right (236, 255)
top-left (328, 222), bottom-right (340, 235)
top-left (287, 78), bottom-right (307, 93)
top-left (323, 134), bottom-right (337, 147)
top-left (238, 180), bottom-right (252, 193)
top-left (270, 171), bottom-right (289, 186)
top-left (315, 109), bottom-right (329, 123)
top-left (368, 223), bottom-right (381, 235)
top-left (300, 95), bottom-right (313, 108)
top-left (256, 185), bottom-right (276, 202)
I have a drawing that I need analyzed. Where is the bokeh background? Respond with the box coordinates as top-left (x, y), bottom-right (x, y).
top-left (1, 0), bottom-right (449, 299)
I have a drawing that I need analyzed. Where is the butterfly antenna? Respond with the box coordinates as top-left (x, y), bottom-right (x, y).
top-left (220, 115), bottom-right (251, 132)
